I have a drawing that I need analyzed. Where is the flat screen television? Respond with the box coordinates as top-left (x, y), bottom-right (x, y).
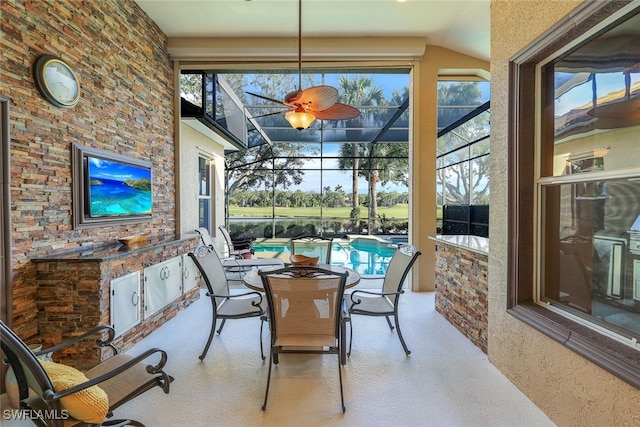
top-left (72, 144), bottom-right (152, 229)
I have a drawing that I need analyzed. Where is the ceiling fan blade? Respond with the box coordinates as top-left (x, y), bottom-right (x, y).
top-left (250, 110), bottom-right (292, 119)
top-left (314, 103), bottom-right (361, 121)
top-left (284, 90), bottom-right (303, 105)
top-left (286, 85), bottom-right (339, 111)
top-left (245, 91), bottom-right (287, 106)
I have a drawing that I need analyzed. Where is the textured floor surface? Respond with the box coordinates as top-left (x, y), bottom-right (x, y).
top-left (2, 285), bottom-right (556, 427)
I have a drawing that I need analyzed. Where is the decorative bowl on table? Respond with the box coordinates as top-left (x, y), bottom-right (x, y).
top-left (117, 233), bottom-right (150, 246)
top-left (290, 254), bottom-right (319, 266)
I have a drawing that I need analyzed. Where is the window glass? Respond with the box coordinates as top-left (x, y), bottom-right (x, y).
top-left (546, 12), bottom-right (640, 178)
top-left (540, 177), bottom-right (640, 338)
top-left (198, 199), bottom-right (210, 229)
top-left (537, 8), bottom-right (640, 348)
top-left (198, 156), bottom-right (212, 229)
top-left (199, 157), bottom-right (210, 197)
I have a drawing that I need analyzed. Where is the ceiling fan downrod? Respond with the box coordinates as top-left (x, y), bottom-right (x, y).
top-left (297, 0), bottom-right (302, 92)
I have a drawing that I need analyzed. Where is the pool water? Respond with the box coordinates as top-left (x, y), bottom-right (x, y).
top-left (251, 237), bottom-right (399, 276)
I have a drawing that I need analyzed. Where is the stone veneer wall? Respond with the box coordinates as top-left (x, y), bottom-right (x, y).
top-left (434, 242), bottom-right (488, 353)
top-left (33, 237), bottom-right (198, 370)
top-left (0, 0), bottom-right (174, 339)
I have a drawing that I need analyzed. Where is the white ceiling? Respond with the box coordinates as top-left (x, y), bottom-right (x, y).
top-left (135, 0), bottom-right (490, 61)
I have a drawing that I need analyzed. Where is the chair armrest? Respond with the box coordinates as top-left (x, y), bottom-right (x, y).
top-left (349, 289), bottom-right (403, 304)
top-left (44, 348), bottom-right (171, 402)
top-left (208, 291), bottom-right (264, 308)
top-left (230, 248), bottom-right (252, 258)
top-left (35, 325), bottom-right (117, 358)
top-left (193, 244), bottom-right (214, 256)
top-left (224, 290), bottom-right (263, 299)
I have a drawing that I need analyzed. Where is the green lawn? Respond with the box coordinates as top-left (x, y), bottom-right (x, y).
top-left (229, 204), bottom-right (409, 219)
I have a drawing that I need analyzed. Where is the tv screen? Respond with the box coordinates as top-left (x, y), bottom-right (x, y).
top-left (86, 156), bottom-right (152, 217)
top-left (72, 143), bottom-right (153, 229)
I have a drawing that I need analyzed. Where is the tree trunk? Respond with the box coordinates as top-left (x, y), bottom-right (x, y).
top-left (368, 170), bottom-right (379, 234)
top-left (352, 143), bottom-right (359, 209)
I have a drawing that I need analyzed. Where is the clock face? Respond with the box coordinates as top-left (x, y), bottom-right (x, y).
top-left (44, 61), bottom-right (79, 103)
top-left (34, 55), bottom-right (80, 108)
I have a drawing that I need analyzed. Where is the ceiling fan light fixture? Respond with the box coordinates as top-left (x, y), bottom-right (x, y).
top-left (285, 110), bottom-right (316, 130)
top-left (245, 0), bottom-right (359, 129)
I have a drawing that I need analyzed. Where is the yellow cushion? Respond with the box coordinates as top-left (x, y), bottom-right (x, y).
top-left (39, 360), bottom-right (109, 424)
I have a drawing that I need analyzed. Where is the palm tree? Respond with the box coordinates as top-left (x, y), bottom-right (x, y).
top-left (336, 75), bottom-right (386, 231)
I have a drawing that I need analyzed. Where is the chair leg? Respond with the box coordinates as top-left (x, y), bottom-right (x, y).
top-left (385, 315), bottom-right (395, 331)
top-left (216, 319), bottom-right (227, 334)
top-left (340, 319), bottom-right (346, 365)
top-left (262, 351), bottom-right (274, 410)
top-left (394, 315), bottom-right (411, 356)
top-left (259, 319), bottom-right (266, 361)
top-left (338, 353), bottom-right (345, 413)
top-left (347, 318), bottom-right (353, 357)
top-left (199, 314), bottom-right (218, 360)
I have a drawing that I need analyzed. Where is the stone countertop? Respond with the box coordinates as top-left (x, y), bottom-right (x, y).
top-left (31, 233), bottom-right (200, 263)
top-left (429, 234), bottom-right (489, 255)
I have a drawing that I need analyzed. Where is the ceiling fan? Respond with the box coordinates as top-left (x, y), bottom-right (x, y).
top-left (245, 0), bottom-right (360, 130)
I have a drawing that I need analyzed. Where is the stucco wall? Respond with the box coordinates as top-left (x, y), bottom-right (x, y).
top-left (178, 123), bottom-right (226, 238)
top-left (0, 0), bottom-right (174, 338)
top-left (489, 1), bottom-right (640, 425)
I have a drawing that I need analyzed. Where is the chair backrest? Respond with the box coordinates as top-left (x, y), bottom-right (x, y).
top-left (290, 235), bottom-right (333, 264)
top-left (218, 225), bottom-right (236, 251)
top-left (382, 244), bottom-right (422, 302)
top-left (195, 227), bottom-right (216, 248)
top-left (188, 251), bottom-right (230, 306)
top-left (0, 321), bottom-right (61, 424)
top-left (259, 267), bottom-right (348, 342)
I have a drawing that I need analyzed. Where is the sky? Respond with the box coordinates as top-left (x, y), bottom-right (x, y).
top-left (219, 73), bottom-right (490, 194)
top-left (88, 157), bottom-right (151, 182)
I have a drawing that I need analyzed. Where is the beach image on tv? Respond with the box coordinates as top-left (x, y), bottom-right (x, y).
top-left (87, 156), bottom-right (152, 217)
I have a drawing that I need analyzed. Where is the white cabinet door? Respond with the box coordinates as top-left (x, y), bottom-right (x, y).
top-left (182, 253), bottom-right (199, 292)
top-left (144, 256), bottom-right (182, 317)
top-left (111, 271), bottom-right (141, 336)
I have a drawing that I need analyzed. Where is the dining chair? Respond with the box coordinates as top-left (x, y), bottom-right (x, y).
top-left (290, 234), bottom-right (333, 265)
top-left (0, 321), bottom-right (172, 427)
top-left (218, 225), bottom-right (253, 258)
top-left (345, 244), bottom-right (421, 356)
top-left (195, 227), bottom-right (252, 259)
top-left (188, 251), bottom-right (267, 360)
top-left (259, 266), bottom-right (349, 412)
top-left (194, 229), bottom-right (283, 282)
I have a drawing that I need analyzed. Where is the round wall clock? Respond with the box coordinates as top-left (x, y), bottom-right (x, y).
top-left (33, 55), bottom-right (80, 108)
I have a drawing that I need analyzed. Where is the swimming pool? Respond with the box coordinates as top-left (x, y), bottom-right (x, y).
top-left (251, 236), bottom-right (400, 276)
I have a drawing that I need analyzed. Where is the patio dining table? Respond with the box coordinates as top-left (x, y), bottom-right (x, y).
top-left (242, 264), bottom-right (361, 292)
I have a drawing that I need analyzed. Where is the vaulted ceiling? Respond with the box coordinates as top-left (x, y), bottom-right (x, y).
top-left (135, 0), bottom-right (490, 61)
top-left (135, 0), bottom-right (491, 149)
